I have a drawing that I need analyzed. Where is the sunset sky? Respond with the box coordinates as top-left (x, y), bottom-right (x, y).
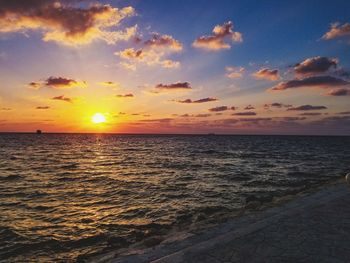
top-left (0, 0), bottom-right (349, 134)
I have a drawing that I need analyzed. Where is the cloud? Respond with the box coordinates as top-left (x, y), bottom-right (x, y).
top-left (144, 34), bottom-right (183, 52)
top-left (36, 106), bottom-right (50, 109)
top-left (150, 82), bottom-right (192, 93)
top-left (140, 118), bottom-right (173, 123)
top-left (30, 76), bottom-right (87, 89)
top-left (195, 114), bottom-right (211, 117)
top-left (225, 66), bottom-right (244, 79)
top-left (326, 88), bottom-right (350, 96)
top-left (0, 1), bottom-right (136, 46)
top-left (253, 68), bottom-right (280, 81)
top-left (322, 22), bottom-right (350, 41)
top-left (116, 33), bottom-right (182, 70)
top-left (264, 103), bottom-right (292, 109)
top-left (208, 106), bottom-right (229, 112)
top-left (193, 21), bottom-right (242, 51)
top-left (174, 97), bottom-right (218, 104)
top-left (99, 81), bottom-right (118, 87)
top-left (294, 57), bottom-right (338, 76)
top-left (116, 93), bottom-right (134, 98)
top-left (51, 95), bottom-right (72, 103)
top-left (244, 105), bottom-right (255, 110)
top-left (337, 111), bottom-right (350, 115)
top-left (287, 105), bottom-right (327, 111)
top-left (232, 111), bottom-right (257, 116)
top-left (1, 107), bottom-right (11, 111)
top-left (271, 75), bottom-right (349, 91)
top-left (299, 112), bottom-right (323, 116)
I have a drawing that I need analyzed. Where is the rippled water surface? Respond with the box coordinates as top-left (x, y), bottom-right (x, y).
top-left (0, 134), bottom-right (349, 261)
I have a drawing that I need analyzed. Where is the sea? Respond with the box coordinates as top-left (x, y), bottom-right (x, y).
top-left (0, 133), bottom-right (349, 262)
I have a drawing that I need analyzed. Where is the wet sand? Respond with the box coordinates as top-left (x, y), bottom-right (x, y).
top-left (90, 178), bottom-right (350, 262)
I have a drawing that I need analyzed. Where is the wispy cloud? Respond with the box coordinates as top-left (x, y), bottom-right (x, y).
top-left (51, 95), bottom-right (72, 103)
top-left (322, 22), bottom-right (350, 42)
top-left (116, 93), bottom-right (134, 98)
top-left (225, 66), bottom-right (245, 79)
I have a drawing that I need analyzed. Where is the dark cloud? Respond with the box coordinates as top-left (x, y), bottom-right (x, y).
top-left (271, 75), bottom-right (349, 91)
top-left (294, 57), bottom-right (338, 76)
top-left (264, 103), bottom-right (292, 109)
top-left (337, 111), bottom-right (350, 115)
top-left (46, 77), bottom-right (77, 88)
top-left (232, 111), bottom-right (257, 116)
top-left (36, 106), bottom-right (50, 109)
top-left (208, 106), bottom-right (229, 112)
top-left (244, 105), bottom-right (255, 110)
top-left (326, 88), bottom-right (350, 96)
top-left (299, 112), bottom-right (323, 116)
top-left (51, 95), bottom-right (72, 103)
top-left (1, 107), bottom-right (11, 111)
top-left (322, 22), bottom-right (350, 41)
top-left (287, 105), bottom-right (327, 111)
top-left (116, 93), bottom-right (134, 98)
top-left (155, 82), bottom-right (192, 91)
top-left (253, 68), bottom-right (280, 81)
top-left (239, 117), bottom-right (271, 122)
top-left (0, 0), bottom-right (136, 46)
top-left (30, 76), bottom-right (86, 89)
top-left (174, 97), bottom-right (217, 104)
top-left (192, 21), bottom-right (242, 51)
top-left (281, 117), bottom-right (307, 121)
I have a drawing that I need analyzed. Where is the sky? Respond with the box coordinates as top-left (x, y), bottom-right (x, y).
top-left (0, 0), bottom-right (349, 135)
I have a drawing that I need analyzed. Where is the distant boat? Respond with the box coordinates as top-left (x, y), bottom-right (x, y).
top-left (36, 130), bottom-right (42, 134)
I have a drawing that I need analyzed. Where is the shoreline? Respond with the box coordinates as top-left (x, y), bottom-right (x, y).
top-left (89, 177), bottom-right (348, 263)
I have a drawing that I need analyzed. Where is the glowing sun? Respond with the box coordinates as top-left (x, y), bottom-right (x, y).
top-left (91, 113), bottom-right (106, 124)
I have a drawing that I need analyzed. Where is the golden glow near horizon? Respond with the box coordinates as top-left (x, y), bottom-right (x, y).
top-left (91, 113), bottom-right (107, 124)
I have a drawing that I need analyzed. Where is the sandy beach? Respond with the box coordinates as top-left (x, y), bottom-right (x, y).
top-left (91, 178), bottom-right (350, 263)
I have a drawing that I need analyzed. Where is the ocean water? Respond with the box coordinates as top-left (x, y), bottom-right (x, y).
top-left (0, 133), bottom-right (349, 262)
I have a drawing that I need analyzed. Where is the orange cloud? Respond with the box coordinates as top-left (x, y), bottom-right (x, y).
top-left (193, 21), bottom-right (242, 51)
top-left (322, 22), bottom-right (350, 41)
top-left (225, 66), bottom-right (245, 78)
top-left (116, 33), bottom-right (182, 70)
top-left (0, 1), bottom-right (136, 46)
top-left (253, 68), bottom-right (280, 81)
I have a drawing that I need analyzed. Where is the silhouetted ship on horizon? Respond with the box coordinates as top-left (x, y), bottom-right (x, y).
top-left (36, 130), bottom-right (42, 134)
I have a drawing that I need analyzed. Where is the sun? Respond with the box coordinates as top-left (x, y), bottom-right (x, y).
top-left (91, 113), bottom-right (106, 124)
